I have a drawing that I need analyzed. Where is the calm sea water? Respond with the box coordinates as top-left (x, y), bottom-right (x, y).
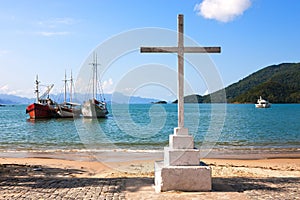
top-left (0, 104), bottom-right (299, 152)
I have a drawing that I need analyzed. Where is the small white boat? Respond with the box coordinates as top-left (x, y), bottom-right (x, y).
top-left (255, 96), bottom-right (271, 108)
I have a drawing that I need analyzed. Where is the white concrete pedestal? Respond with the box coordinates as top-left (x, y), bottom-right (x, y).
top-left (154, 127), bottom-right (212, 192)
top-left (155, 161), bottom-right (212, 192)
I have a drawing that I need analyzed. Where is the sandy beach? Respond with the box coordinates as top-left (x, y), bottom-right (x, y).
top-left (1, 151), bottom-right (300, 200)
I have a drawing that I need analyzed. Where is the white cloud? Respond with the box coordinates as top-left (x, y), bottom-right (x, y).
top-left (0, 85), bottom-right (18, 95)
top-left (102, 78), bottom-right (114, 93)
top-left (36, 31), bottom-right (71, 37)
top-left (38, 17), bottom-right (76, 28)
top-left (51, 18), bottom-right (76, 25)
top-left (34, 17), bottom-right (77, 37)
top-left (0, 84), bottom-right (9, 93)
top-left (0, 84), bottom-right (33, 97)
top-left (194, 0), bottom-right (251, 22)
top-left (203, 89), bottom-right (209, 95)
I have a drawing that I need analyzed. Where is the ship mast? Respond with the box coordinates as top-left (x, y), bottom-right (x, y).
top-left (63, 70), bottom-right (67, 103)
top-left (89, 52), bottom-right (100, 100)
top-left (62, 70), bottom-right (74, 103)
top-left (35, 75), bottom-right (40, 103)
top-left (92, 54), bottom-right (95, 99)
top-left (95, 54), bottom-right (98, 100)
top-left (70, 70), bottom-right (73, 102)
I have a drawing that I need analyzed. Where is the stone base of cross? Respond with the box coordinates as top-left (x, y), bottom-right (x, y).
top-left (141, 14), bottom-right (220, 192)
top-left (153, 127), bottom-right (211, 192)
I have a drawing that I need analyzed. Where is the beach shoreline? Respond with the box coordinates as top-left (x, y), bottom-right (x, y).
top-left (1, 147), bottom-right (300, 161)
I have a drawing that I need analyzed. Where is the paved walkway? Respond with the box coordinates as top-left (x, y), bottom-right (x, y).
top-left (1, 176), bottom-right (300, 200)
top-left (1, 164), bottom-right (300, 200)
top-left (1, 176), bottom-right (126, 200)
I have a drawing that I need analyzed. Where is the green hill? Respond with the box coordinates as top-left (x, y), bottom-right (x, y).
top-left (173, 62), bottom-right (300, 104)
top-left (208, 62), bottom-right (300, 103)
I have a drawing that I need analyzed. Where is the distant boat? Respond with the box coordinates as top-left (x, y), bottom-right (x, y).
top-left (57, 71), bottom-right (81, 118)
top-left (81, 53), bottom-right (108, 118)
top-left (255, 96), bottom-right (271, 108)
top-left (26, 75), bottom-right (60, 119)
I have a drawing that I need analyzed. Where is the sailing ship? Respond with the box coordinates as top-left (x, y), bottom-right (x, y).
top-left (81, 53), bottom-right (108, 118)
top-left (255, 96), bottom-right (271, 108)
top-left (26, 75), bottom-right (59, 119)
top-left (57, 71), bottom-right (81, 118)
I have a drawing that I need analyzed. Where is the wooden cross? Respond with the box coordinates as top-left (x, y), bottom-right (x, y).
top-left (141, 14), bottom-right (221, 131)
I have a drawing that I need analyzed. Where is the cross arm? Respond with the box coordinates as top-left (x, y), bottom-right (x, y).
top-left (184, 47), bottom-right (221, 53)
top-left (140, 47), bottom-right (179, 53)
top-left (140, 46), bottom-right (221, 53)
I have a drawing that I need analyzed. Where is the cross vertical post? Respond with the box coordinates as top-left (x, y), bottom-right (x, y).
top-left (177, 14), bottom-right (184, 129)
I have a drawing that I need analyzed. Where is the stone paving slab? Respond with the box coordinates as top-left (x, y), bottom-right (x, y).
top-left (125, 177), bottom-right (300, 200)
top-left (0, 164), bottom-right (126, 200)
top-left (0, 177), bottom-right (126, 200)
top-left (1, 164), bottom-right (300, 200)
top-left (1, 176), bottom-right (300, 200)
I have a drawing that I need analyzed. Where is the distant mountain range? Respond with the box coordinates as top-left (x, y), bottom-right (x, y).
top-left (0, 94), bottom-right (33, 105)
top-left (172, 62), bottom-right (300, 104)
top-left (99, 93), bottom-right (160, 104)
top-left (1, 62), bottom-right (299, 105)
top-left (0, 92), bottom-right (160, 105)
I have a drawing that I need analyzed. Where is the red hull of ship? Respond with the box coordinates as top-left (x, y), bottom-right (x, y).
top-left (26, 103), bottom-right (56, 119)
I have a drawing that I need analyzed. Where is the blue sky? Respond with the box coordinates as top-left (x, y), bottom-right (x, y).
top-left (0, 0), bottom-right (299, 101)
